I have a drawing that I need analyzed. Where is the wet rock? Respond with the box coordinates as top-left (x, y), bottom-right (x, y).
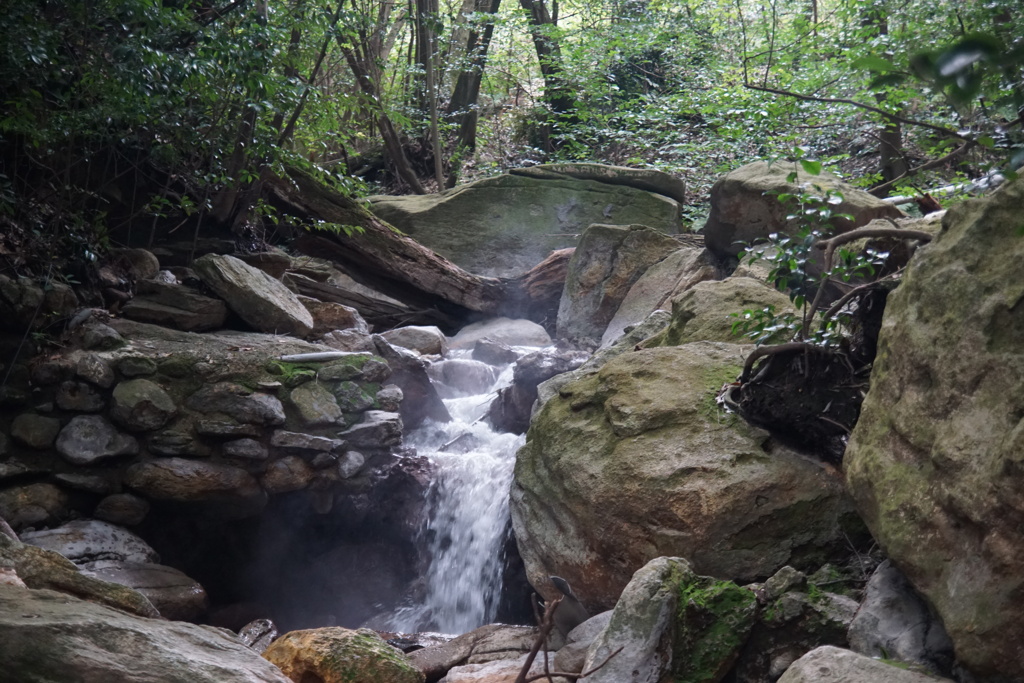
top-left (320, 328), bottom-right (376, 352)
top-left (373, 336), bottom-right (450, 428)
top-left (702, 161), bottom-right (906, 257)
top-left (449, 317), bottom-right (552, 349)
top-left (262, 627), bottom-right (424, 683)
top-left (110, 378), bottom-right (178, 432)
top-left (193, 253), bottom-right (314, 337)
top-left (376, 385), bottom-right (403, 412)
top-left (427, 358), bottom-right (501, 398)
top-left (0, 534), bottom-right (158, 617)
top-left (339, 411), bottom-right (403, 449)
top-left (487, 348), bottom-right (589, 434)
top-left (56, 415), bottom-right (138, 465)
top-left (122, 279), bottom-right (229, 332)
top-left (195, 418), bottom-right (261, 438)
top-left (0, 586), bottom-right (288, 682)
top-left (260, 456), bottom-right (314, 494)
top-left (299, 297), bottom-right (370, 336)
top-left (777, 646), bottom-right (953, 683)
top-left (240, 618), bottom-right (278, 654)
top-left (511, 342), bottom-right (854, 611)
top-left (11, 413), bottom-right (62, 449)
top-left (289, 381), bottom-right (343, 426)
top-left (21, 519), bottom-right (159, 564)
top-left (315, 353), bottom-right (389, 382)
top-left (0, 483), bottom-right (69, 530)
top-left (847, 561), bottom-right (954, 675)
top-left (224, 438), bottom-right (269, 461)
top-left (557, 223), bottom-right (681, 346)
top-left (381, 325), bottom-right (448, 356)
top-left (94, 493), bottom-right (151, 526)
top-left (186, 383), bottom-right (286, 426)
top-left (149, 428), bottom-right (213, 457)
top-left (843, 176), bottom-right (1024, 679)
top-left (125, 458), bottom-right (266, 516)
top-left (80, 560), bottom-right (209, 621)
top-left (55, 380), bottom-right (106, 412)
top-left (117, 355), bottom-right (159, 377)
top-left (471, 338), bottom-right (520, 366)
top-left (336, 451), bottom-right (365, 479)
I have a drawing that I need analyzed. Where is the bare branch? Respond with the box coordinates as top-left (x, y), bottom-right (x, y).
top-left (515, 594), bottom-right (561, 683)
top-left (740, 342), bottom-right (831, 383)
top-left (869, 140), bottom-right (976, 196)
top-left (743, 83), bottom-right (963, 139)
top-left (522, 646), bottom-right (624, 682)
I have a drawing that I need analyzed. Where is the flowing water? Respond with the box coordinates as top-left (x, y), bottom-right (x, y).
top-left (382, 352), bottom-right (526, 634)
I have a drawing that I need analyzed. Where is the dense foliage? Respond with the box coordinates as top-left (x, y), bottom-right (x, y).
top-left (1, 0), bottom-right (1021, 277)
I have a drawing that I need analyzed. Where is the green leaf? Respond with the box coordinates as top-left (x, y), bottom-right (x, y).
top-left (799, 159), bottom-right (822, 175)
top-left (852, 56), bottom-right (896, 73)
top-left (869, 73), bottom-right (907, 90)
top-left (978, 136), bottom-right (995, 149)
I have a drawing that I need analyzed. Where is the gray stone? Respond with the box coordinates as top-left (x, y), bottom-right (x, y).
top-left (52, 473), bottom-right (120, 495)
top-left (55, 415), bottom-right (138, 465)
top-left (11, 413), bottom-right (62, 449)
top-left (847, 561), bottom-right (954, 675)
top-left (81, 560), bottom-right (209, 621)
top-left (339, 411), bottom-right (403, 449)
top-left (239, 618), bottom-right (278, 654)
top-left (367, 171), bottom-right (680, 277)
top-left (109, 247), bottom-right (161, 280)
top-left (110, 378), bottom-right (178, 432)
top-left (117, 355), bottom-right (159, 377)
top-left (223, 438), bottom-right (269, 460)
top-left (511, 342), bottom-right (854, 611)
top-left (336, 451), bottom-right (365, 479)
top-left (319, 328), bottom-right (376, 353)
top-left (777, 646), bottom-right (953, 683)
top-left (553, 610), bottom-right (612, 674)
top-left (449, 317), bottom-right (552, 349)
top-left (331, 380), bottom-right (376, 413)
top-left (270, 430), bottom-right (342, 453)
top-left (471, 338), bottom-right (520, 366)
top-left (193, 253), bottom-right (314, 337)
top-left (149, 429), bottom-right (212, 458)
top-left (372, 336), bottom-right (450, 428)
top-left (702, 161), bottom-right (906, 257)
top-left (289, 381), bottom-right (343, 426)
top-left (81, 322), bottom-right (124, 350)
top-left (511, 162), bottom-right (687, 203)
top-left (122, 279), bottom-right (229, 332)
top-left (315, 353), bottom-right (388, 382)
top-left (843, 176), bottom-right (1024, 680)
top-left (600, 246), bottom-right (721, 348)
top-left (55, 380), bottom-right (106, 412)
top-left (260, 456), bottom-right (314, 494)
top-left (21, 519), bottom-right (159, 564)
top-left (0, 483), bottom-right (69, 531)
top-left (186, 383), bottom-right (286, 426)
top-left (125, 458), bottom-right (266, 516)
top-left (375, 385), bottom-right (403, 412)
top-left (0, 586), bottom-right (290, 682)
top-left (195, 418), bottom-right (260, 438)
top-left (556, 223), bottom-right (681, 346)
top-left (380, 325), bottom-right (448, 356)
top-left (299, 297), bottom-right (370, 336)
top-left (94, 493), bottom-right (151, 526)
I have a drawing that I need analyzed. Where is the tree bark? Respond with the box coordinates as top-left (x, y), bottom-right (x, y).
top-left (448, 0), bottom-right (503, 158)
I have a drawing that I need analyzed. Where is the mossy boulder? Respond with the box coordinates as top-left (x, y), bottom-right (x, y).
top-left (844, 176), bottom-right (1024, 680)
top-left (262, 627), bottom-right (424, 683)
top-left (510, 342), bottom-right (854, 611)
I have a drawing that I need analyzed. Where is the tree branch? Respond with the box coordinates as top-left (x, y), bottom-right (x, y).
top-left (869, 140), bottom-right (977, 196)
top-left (742, 82), bottom-right (963, 139)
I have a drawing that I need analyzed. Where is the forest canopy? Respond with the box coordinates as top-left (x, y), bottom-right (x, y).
top-left (1, 0), bottom-right (1021, 278)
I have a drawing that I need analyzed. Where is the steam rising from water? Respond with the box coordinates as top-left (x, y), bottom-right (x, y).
top-left (382, 354), bottom-right (526, 634)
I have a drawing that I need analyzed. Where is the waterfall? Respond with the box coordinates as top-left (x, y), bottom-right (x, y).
top-left (381, 351), bottom-right (526, 634)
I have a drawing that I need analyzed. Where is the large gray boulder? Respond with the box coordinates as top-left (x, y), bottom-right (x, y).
top-left (844, 176), bottom-right (1024, 680)
top-left (367, 172), bottom-right (681, 277)
top-left (193, 254), bottom-right (314, 337)
top-left (777, 646), bottom-right (953, 683)
top-left (20, 520), bottom-right (159, 564)
top-left (510, 163), bottom-right (686, 204)
top-left (556, 224), bottom-right (681, 346)
top-left (121, 280), bottom-right (228, 332)
top-left (0, 586), bottom-right (290, 682)
top-left (702, 161), bottom-right (905, 257)
top-left (510, 342), bottom-right (854, 611)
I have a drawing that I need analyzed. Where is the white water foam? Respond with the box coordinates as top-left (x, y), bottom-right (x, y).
top-left (381, 352), bottom-right (527, 633)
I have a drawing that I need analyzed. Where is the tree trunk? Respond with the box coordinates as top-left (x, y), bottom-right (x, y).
top-left (517, 0), bottom-right (575, 150)
top-left (448, 0), bottom-right (503, 159)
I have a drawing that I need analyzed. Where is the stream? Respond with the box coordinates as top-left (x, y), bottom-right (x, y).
top-left (381, 350), bottom-right (527, 634)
